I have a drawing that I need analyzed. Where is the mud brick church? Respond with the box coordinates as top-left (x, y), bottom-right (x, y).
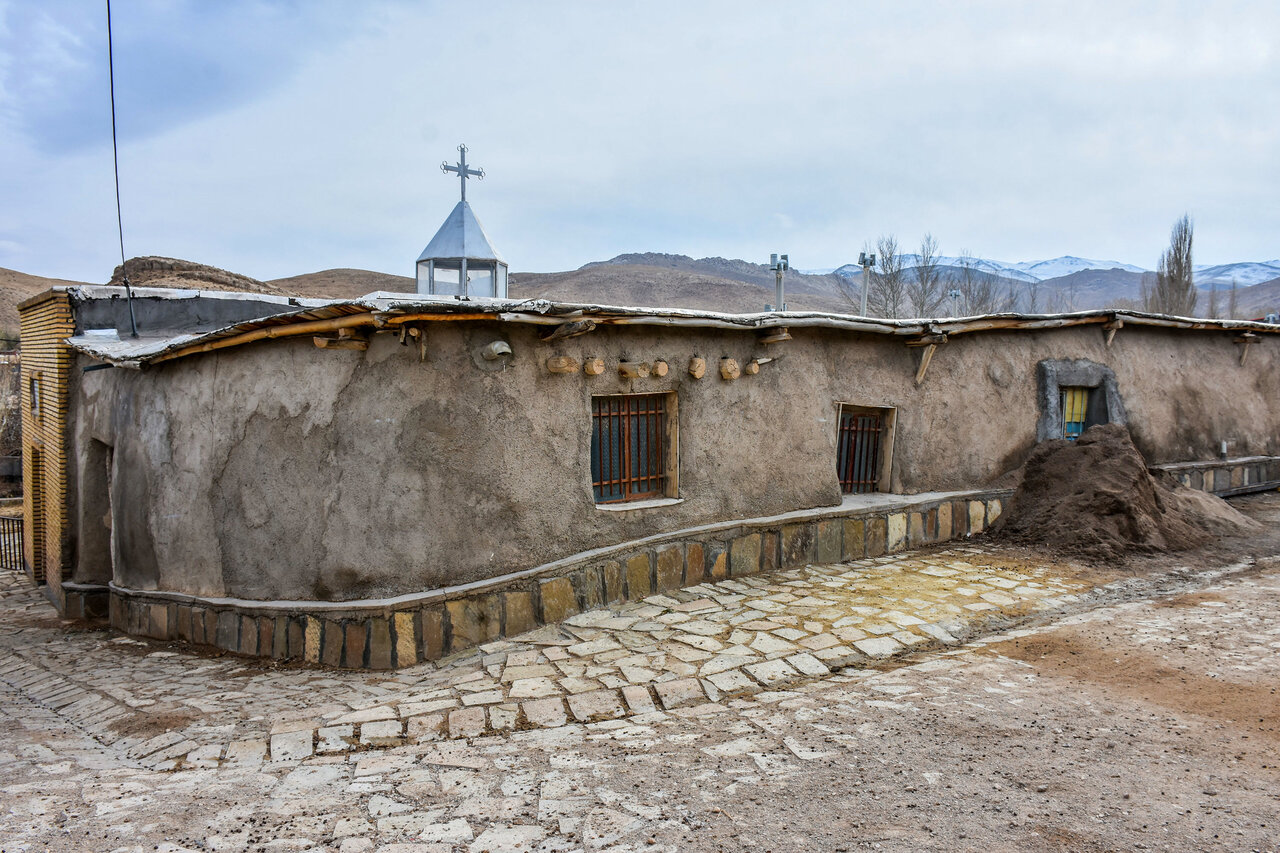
top-left (19, 149), bottom-right (1280, 669)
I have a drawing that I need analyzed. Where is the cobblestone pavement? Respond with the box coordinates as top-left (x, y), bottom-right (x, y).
top-left (2, 524), bottom-right (1279, 851)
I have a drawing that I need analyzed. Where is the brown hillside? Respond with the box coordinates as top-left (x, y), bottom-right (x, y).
top-left (268, 268), bottom-right (414, 300)
top-left (0, 267), bottom-right (91, 341)
top-left (510, 264), bottom-right (852, 313)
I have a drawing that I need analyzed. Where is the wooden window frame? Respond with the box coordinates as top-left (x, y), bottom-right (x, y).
top-left (834, 403), bottom-right (896, 494)
top-left (590, 392), bottom-right (679, 505)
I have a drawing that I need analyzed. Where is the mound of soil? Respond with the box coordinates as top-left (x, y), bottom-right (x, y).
top-left (993, 423), bottom-right (1260, 562)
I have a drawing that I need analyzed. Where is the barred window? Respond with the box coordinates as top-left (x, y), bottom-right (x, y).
top-left (590, 393), bottom-right (673, 504)
top-left (837, 405), bottom-right (885, 494)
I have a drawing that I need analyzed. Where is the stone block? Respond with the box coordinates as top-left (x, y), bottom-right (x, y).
top-left (502, 590), bottom-right (537, 638)
top-left (237, 615), bottom-right (258, 655)
top-left (539, 577), bottom-right (579, 624)
top-left (271, 616), bottom-right (288, 659)
top-left (745, 658), bottom-right (798, 687)
top-left (654, 677), bottom-right (705, 710)
top-left (682, 544), bottom-right (703, 586)
top-left (621, 685), bottom-right (656, 714)
top-left (304, 616), bottom-right (321, 663)
top-left (368, 619), bottom-right (392, 670)
top-left (407, 713), bottom-right (445, 741)
top-left (447, 706), bottom-right (487, 739)
top-left (316, 724), bottom-right (354, 753)
top-left (908, 512), bottom-right (925, 547)
top-left (270, 729), bottom-right (313, 762)
top-left (521, 698), bottom-right (568, 728)
top-left (887, 513), bottom-right (908, 552)
top-left (108, 593), bottom-right (125, 630)
top-left (342, 621), bottom-right (368, 668)
top-left (392, 611), bottom-right (416, 667)
top-left (175, 605), bottom-right (192, 641)
top-left (602, 561), bottom-right (624, 603)
top-left (761, 531), bottom-right (779, 574)
top-left (730, 533), bottom-right (761, 577)
top-left (937, 503), bottom-right (953, 541)
top-left (781, 523), bottom-right (815, 568)
top-left (446, 594), bottom-right (501, 652)
top-left (987, 499), bottom-right (1003, 524)
top-left (968, 501), bottom-right (985, 535)
top-left (360, 719), bottom-right (403, 747)
top-left (842, 518), bottom-right (866, 560)
top-left (566, 689), bottom-right (625, 722)
top-left (146, 603), bottom-right (171, 640)
top-left (626, 553), bottom-right (653, 598)
top-left (321, 620), bottom-right (344, 667)
top-left (257, 617), bottom-right (273, 658)
top-left (707, 545), bottom-right (728, 580)
top-left (215, 611), bottom-right (239, 652)
top-left (951, 501), bottom-right (970, 536)
top-left (287, 617), bottom-right (304, 660)
top-left (853, 636), bottom-right (904, 658)
top-left (866, 517), bottom-right (888, 556)
top-left (579, 565), bottom-right (605, 609)
top-left (816, 520), bottom-right (841, 564)
top-left (1231, 466), bottom-right (1244, 488)
top-left (420, 606), bottom-right (445, 660)
top-left (656, 546), bottom-right (684, 591)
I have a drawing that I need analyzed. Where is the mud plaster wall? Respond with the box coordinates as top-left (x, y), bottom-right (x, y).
top-left (68, 321), bottom-right (1280, 601)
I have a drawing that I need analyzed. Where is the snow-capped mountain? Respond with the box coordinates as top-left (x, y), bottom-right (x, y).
top-left (826, 254), bottom-right (1148, 283)
top-left (1010, 256), bottom-right (1147, 279)
top-left (1192, 261), bottom-right (1280, 287)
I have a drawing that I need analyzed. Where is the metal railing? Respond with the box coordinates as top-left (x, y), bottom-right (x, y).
top-left (0, 516), bottom-right (22, 569)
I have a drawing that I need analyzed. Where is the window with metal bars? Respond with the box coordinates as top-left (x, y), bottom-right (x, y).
top-left (837, 406), bottom-right (884, 494)
top-left (590, 393), bottom-right (671, 503)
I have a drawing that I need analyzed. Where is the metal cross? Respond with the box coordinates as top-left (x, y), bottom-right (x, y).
top-left (441, 144), bottom-right (484, 202)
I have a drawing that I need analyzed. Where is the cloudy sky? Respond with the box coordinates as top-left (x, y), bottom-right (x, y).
top-left (1, 0), bottom-right (1277, 283)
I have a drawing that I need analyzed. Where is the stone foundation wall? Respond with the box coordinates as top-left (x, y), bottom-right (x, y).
top-left (66, 490), bottom-right (1010, 670)
top-left (1152, 456), bottom-right (1280, 497)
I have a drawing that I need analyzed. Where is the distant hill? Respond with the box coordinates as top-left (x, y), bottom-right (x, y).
top-left (3, 254), bottom-right (1279, 342)
top-left (268, 268), bottom-right (413, 300)
top-left (0, 267), bottom-right (91, 340)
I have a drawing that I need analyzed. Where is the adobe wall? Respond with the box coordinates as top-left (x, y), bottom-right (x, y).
top-left (67, 319), bottom-right (1280, 604)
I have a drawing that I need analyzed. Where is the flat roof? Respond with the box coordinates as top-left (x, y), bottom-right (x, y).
top-left (29, 285), bottom-right (1280, 370)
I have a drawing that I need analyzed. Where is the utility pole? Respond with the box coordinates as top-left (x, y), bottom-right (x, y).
top-left (768, 253), bottom-right (789, 311)
top-left (858, 251), bottom-right (875, 316)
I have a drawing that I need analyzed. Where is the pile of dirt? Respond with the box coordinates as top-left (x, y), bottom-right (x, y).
top-left (992, 423), bottom-right (1260, 562)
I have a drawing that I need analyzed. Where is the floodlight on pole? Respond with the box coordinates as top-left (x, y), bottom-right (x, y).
top-left (858, 251), bottom-right (876, 317)
top-left (768, 253), bottom-right (789, 311)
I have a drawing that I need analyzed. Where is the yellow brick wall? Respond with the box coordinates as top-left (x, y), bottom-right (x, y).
top-left (19, 291), bottom-right (74, 587)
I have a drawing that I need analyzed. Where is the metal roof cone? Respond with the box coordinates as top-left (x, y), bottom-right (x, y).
top-left (416, 201), bottom-right (506, 264)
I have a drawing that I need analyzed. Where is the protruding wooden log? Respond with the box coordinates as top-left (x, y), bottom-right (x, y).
top-left (1235, 332), bottom-right (1258, 366)
top-left (583, 357), bottom-right (605, 375)
top-left (744, 359), bottom-right (760, 375)
top-left (914, 343), bottom-right (937, 385)
top-left (314, 336), bottom-right (369, 351)
top-left (540, 319), bottom-right (598, 341)
top-left (720, 357), bottom-right (741, 380)
top-left (546, 355), bottom-right (580, 374)
top-left (619, 361), bottom-right (650, 379)
top-left (1104, 318), bottom-right (1123, 347)
top-left (758, 327), bottom-right (792, 344)
top-left (651, 359), bottom-right (669, 377)
top-left (688, 357), bottom-right (706, 379)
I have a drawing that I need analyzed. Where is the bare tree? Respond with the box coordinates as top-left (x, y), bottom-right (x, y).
top-left (1206, 282), bottom-right (1220, 319)
top-left (907, 233), bottom-right (944, 317)
top-left (1143, 214), bottom-right (1196, 315)
top-left (1023, 279), bottom-right (1042, 313)
top-left (952, 249), bottom-right (1010, 314)
top-left (1227, 277), bottom-right (1239, 320)
top-left (868, 235), bottom-right (906, 319)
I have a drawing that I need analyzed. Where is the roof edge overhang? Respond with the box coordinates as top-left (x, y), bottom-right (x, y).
top-left (53, 289), bottom-right (1280, 370)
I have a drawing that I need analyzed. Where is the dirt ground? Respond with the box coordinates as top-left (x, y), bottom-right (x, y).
top-left (2, 495), bottom-right (1279, 852)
